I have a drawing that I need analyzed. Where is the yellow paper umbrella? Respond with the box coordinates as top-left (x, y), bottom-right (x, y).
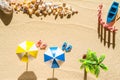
top-left (16, 41), bottom-right (38, 71)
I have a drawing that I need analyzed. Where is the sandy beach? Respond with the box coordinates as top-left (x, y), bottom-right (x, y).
top-left (0, 0), bottom-right (120, 80)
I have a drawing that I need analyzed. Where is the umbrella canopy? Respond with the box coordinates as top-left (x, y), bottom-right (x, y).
top-left (44, 47), bottom-right (65, 68)
top-left (16, 41), bottom-right (38, 62)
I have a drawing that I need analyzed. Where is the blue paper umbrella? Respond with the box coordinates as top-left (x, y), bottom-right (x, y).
top-left (44, 47), bottom-right (65, 68)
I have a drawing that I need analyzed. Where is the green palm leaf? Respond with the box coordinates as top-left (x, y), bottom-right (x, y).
top-left (85, 65), bottom-right (90, 72)
top-left (95, 66), bottom-right (100, 77)
top-left (88, 64), bottom-right (95, 74)
top-left (79, 49), bottom-right (108, 78)
top-left (100, 63), bottom-right (108, 71)
top-left (99, 55), bottom-right (105, 63)
top-left (91, 52), bottom-right (98, 62)
top-left (79, 59), bottom-right (85, 63)
top-left (80, 64), bottom-right (85, 69)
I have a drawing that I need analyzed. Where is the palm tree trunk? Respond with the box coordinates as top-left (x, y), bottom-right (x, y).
top-left (84, 68), bottom-right (87, 80)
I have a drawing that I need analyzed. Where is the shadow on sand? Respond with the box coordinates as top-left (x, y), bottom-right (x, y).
top-left (0, 10), bottom-right (13, 26)
top-left (18, 71), bottom-right (37, 80)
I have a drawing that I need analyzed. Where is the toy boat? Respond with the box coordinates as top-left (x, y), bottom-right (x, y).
top-left (106, 1), bottom-right (119, 23)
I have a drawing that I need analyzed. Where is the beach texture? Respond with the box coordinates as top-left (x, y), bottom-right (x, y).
top-left (0, 0), bottom-right (120, 80)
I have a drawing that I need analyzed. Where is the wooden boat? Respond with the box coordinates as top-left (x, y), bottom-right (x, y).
top-left (106, 1), bottom-right (119, 23)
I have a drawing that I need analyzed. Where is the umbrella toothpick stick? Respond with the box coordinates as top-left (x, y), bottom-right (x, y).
top-left (52, 68), bottom-right (55, 79)
top-left (26, 52), bottom-right (28, 71)
top-left (26, 62), bottom-right (28, 71)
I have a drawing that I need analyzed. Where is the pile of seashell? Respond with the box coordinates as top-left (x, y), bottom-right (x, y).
top-left (10, 0), bottom-right (78, 18)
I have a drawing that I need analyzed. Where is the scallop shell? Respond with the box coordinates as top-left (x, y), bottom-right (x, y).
top-left (28, 8), bottom-right (33, 15)
top-left (35, 10), bottom-right (40, 16)
top-left (43, 11), bottom-right (47, 15)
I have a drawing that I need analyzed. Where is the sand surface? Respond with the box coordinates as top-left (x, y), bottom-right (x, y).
top-left (0, 0), bottom-right (120, 80)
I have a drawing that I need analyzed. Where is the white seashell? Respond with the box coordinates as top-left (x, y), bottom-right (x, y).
top-left (44, 2), bottom-right (52, 6)
top-left (68, 10), bottom-right (72, 14)
top-left (42, 3), bottom-right (45, 7)
top-left (39, 13), bottom-right (42, 16)
top-left (48, 9), bottom-right (52, 13)
top-left (55, 11), bottom-right (58, 15)
top-left (46, 6), bottom-right (50, 10)
top-left (28, 8), bottom-right (33, 15)
top-left (38, 5), bottom-right (42, 9)
top-left (53, 5), bottom-right (59, 9)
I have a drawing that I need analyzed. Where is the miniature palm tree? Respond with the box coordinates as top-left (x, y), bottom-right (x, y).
top-left (79, 49), bottom-right (108, 80)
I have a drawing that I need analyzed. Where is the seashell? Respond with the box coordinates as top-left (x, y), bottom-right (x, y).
top-left (31, 0), bottom-right (36, 4)
top-left (44, 2), bottom-right (52, 6)
top-left (28, 8), bottom-right (33, 16)
top-left (55, 11), bottom-right (58, 15)
top-left (64, 7), bottom-right (68, 11)
top-left (53, 5), bottom-right (59, 9)
top-left (74, 11), bottom-right (78, 14)
top-left (34, 3), bottom-right (39, 9)
top-left (71, 9), bottom-right (75, 15)
top-left (42, 3), bottom-right (46, 7)
top-left (39, 13), bottom-right (42, 16)
top-left (67, 14), bottom-right (71, 18)
top-left (29, 3), bottom-right (34, 8)
top-left (58, 7), bottom-right (63, 11)
top-left (59, 11), bottom-right (64, 17)
top-left (35, 10), bottom-right (40, 16)
top-left (48, 8), bottom-right (52, 14)
top-left (38, 5), bottom-right (42, 9)
top-left (14, 5), bottom-right (18, 11)
top-left (42, 11), bottom-right (47, 15)
top-left (52, 9), bottom-right (56, 15)
top-left (46, 6), bottom-right (50, 12)
top-left (17, 5), bottom-right (22, 12)
top-left (63, 3), bottom-right (66, 7)
top-left (36, 0), bottom-right (41, 2)
top-left (64, 12), bottom-right (67, 16)
top-left (68, 10), bottom-right (72, 14)
top-left (23, 8), bottom-right (28, 13)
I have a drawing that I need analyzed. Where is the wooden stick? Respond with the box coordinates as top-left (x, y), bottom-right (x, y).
top-left (26, 62), bottom-right (28, 71)
top-left (26, 52), bottom-right (28, 71)
top-left (52, 68), bottom-right (55, 79)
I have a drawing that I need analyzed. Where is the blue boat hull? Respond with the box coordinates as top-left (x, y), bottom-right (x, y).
top-left (106, 1), bottom-right (119, 23)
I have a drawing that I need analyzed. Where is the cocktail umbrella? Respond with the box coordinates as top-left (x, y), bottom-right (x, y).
top-left (44, 46), bottom-right (65, 79)
top-left (16, 41), bottom-right (38, 71)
